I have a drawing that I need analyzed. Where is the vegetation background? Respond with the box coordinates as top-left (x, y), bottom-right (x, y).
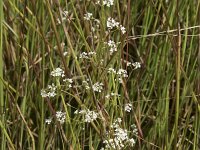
top-left (0, 0), bottom-right (200, 149)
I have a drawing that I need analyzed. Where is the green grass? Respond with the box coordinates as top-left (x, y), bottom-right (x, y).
top-left (0, 0), bottom-right (200, 149)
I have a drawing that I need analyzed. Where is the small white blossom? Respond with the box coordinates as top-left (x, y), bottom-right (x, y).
top-left (132, 62), bottom-right (141, 69)
top-left (128, 138), bottom-right (136, 146)
top-left (107, 17), bottom-right (119, 30)
top-left (102, 118), bottom-right (137, 149)
top-left (88, 51), bottom-right (96, 55)
top-left (85, 110), bottom-right (98, 122)
top-left (122, 59), bottom-right (132, 67)
top-left (105, 94), bottom-right (110, 99)
top-left (63, 51), bottom-right (68, 56)
top-left (117, 69), bottom-right (128, 77)
top-left (41, 83), bottom-right (57, 98)
top-left (56, 111), bottom-right (66, 124)
top-left (105, 40), bottom-right (118, 55)
top-left (92, 82), bottom-right (103, 92)
top-left (45, 118), bottom-right (52, 124)
top-left (63, 78), bottom-right (73, 88)
top-left (51, 68), bottom-right (65, 77)
top-left (105, 93), bottom-right (120, 99)
top-left (41, 89), bottom-right (48, 98)
top-left (107, 68), bottom-right (116, 74)
top-left (79, 52), bottom-right (89, 59)
top-left (125, 103), bottom-right (132, 112)
top-left (103, 0), bottom-right (114, 7)
top-left (120, 25), bottom-right (126, 34)
top-left (63, 11), bottom-right (68, 17)
top-left (117, 77), bottom-right (123, 83)
top-left (56, 10), bottom-right (69, 24)
top-left (114, 128), bottom-right (128, 141)
top-left (79, 51), bottom-right (96, 59)
top-left (84, 12), bottom-right (93, 21)
top-left (74, 110), bottom-right (79, 114)
top-left (76, 109), bottom-right (98, 123)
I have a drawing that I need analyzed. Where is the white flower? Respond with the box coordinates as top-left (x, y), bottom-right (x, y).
top-left (128, 138), bottom-right (136, 146)
top-left (41, 89), bottom-right (48, 98)
top-left (51, 68), bottom-right (65, 77)
top-left (106, 40), bottom-right (118, 55)
top-left (45, 118), bottom-right (52, 124)
top-left (120, 25), bottom-right (126, 34)
top-left (108, 68), bottom-right (116, 74)
top-left (79, 51), bottom-right (96, 59)
top-left (103, 0), bottom-right (114, 7)
top-left (75, 109), bottom-right (98, 123)
top-left (63, 11), bottom-right (68, 17)
top-left (107, 17), bottom-right (119, 30)
top-left (125, 103), bottom-right (132, 112)
top-left (102, 118), bottom-right (137, 149)
top-left (92, 82), bottom-right (103, 92)
top-left (56, 111), bottom-right (66, 124)
top-left (116, 118), bottom-right (122, 123)
top-left (74, 110), bottom-right (79, 114)
top-left (63, 78), bottom-right (73, 83)
top-left (56, 10), bottom-right (68, 24)
top-left (114, 128), bottom-right (128, 141)
top-left (117, 69), bottom-right (128, 77)
top-left (41, 83), bottom-right (57, 98)
top-left (88, 51), bottom-right (96, 55)
top-left (106, 93), bottom-right (120, 99)
top-left (85, 110), bottom-right (98, 122)
top-left (84, 12), bottom-right (93, 21)
top-left (63, 51), bottom-right (68, 56)
top-left (122, 59), bottom-right (132, 66)
top-left (132, 62), bottom-right (141, 69)
top-left (79, 52), bottom-right (89, 59)
top-left (118, 77), bottom-right (123, 83)
top-left (63, 78), bottom-right (73, 88)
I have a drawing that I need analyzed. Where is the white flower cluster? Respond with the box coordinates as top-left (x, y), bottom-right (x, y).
top-left (56, 111), bottom-right (66, 124)
top-left (96, 0), bottom-right (114, 7)
top-left (63, 51), bottom-right (68, 56)
top-left (120, 26), bottom-right (126, 34)
top-left (84, 12), bottom-right (93, 21)
top-left (63, 78), bottom-right (73, 88)
top-left (41, 83), bottom-right (57, 98)
top-left (45, 118), bottom-right (52, 124)
top-left (105, 40), bottom-right (119, 55)
top-left (107, 17), bottom-right (119, 30)
top-left (105, 93), bottom-right (120, 99)
top-left (125, 103), bottom-right (132, 112)
top-left (131, 124), bottom-right (138, 136)
top-left (45, 111), bottom-right (66, 125)
top-left (107, 17), bottom-right (126, 34)
top-left (132, 62), bottom-right (141, 69)
top-left (103, 0), bottom-right (114, 7)
top-left (117, 69), bottom-right (128, 77)
top-left (107, 68), bottom-right (116, 74)
top-left (79, 51), bottom-right (96, 59)
top-left (57, 10), bottom-right (69, 24)
top-left (51, 68), bottom-right (65, 77)
top-left (108, 68), bottom-right (128, 83)
top-left (122, 59), bottom-right (142, 69)
top-left (102, 118), bottom-right (137, 149)
top-left (92, 82), bottom-right (104, 92)
top-left (74, 109), bottom-right (98, 123)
